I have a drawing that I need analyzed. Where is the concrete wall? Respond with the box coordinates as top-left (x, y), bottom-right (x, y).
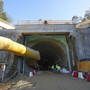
top-left (75, 28), bottom-right (90, 60)
top-left (0, 29), bottom-right (21, 72)
top-left (16, 24), bottom-right (76, 35)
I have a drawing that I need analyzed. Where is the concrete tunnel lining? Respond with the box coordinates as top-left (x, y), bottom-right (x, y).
top-left (26, 39), bottom-right (69, 70)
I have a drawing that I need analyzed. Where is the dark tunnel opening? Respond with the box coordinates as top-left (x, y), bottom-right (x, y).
top-left (26, 39), bottom-right (69, 70)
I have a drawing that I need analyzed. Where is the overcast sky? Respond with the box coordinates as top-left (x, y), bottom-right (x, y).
top-left (3, 0), bottom-right (90, 24)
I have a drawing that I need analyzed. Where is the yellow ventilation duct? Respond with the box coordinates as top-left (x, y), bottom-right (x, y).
top-left (0, 36), bottom-right (40, 60)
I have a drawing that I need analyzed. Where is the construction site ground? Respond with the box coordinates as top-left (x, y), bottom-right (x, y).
top-left (0, 71), bottom-right (90, 90)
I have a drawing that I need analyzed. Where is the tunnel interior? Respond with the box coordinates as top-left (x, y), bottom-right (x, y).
top-left (26, 38), bottom-right (69, 70)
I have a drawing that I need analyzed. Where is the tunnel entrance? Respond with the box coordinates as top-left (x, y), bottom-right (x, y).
top-left (24, 35), bottom-right (71, 71)
top-left (27, 39), bottom-right (68, 70)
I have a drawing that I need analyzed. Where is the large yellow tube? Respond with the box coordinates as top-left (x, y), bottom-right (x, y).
top-left (0, 36), bottom-right (40, 60)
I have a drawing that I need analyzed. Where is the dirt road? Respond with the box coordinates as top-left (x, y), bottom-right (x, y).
top-left (0, 71), bottom-right (90, 90)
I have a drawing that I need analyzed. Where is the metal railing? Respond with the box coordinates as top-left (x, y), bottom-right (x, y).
top-left (18, 20), bottom-right (72, 25)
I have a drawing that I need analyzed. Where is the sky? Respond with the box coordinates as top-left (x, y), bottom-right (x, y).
top-left (2, 0), bottom-right (90, 24)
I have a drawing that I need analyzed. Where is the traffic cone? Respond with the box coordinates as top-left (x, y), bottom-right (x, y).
top-left (34, 70), bottom-right (36, 74)
top-left (32, 70), bottom-right (35, 75)
top-left (29, 72), bottom-right (33, 77)
top-left (36, 70), bottom-right (37, 73)
top-left (72, 71), bottom-right (78, 77)
top-left (87, 72), bottom-right (90, 81)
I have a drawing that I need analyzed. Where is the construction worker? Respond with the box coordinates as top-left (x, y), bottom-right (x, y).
top-left (56, 64), bottom-right (58, 71)
top-left (56, 64), bottom-right (61, 72)
top-left (51, 65), bottom-right (54, 70)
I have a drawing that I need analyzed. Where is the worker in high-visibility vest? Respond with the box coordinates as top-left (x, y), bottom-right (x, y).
top-left (56, 64), bottom-right (58, 71)
top-left (57, 65), bottom-right (61, 72)
top-left (56, 64), bottom-right (61, 72)
top-left (51, 65), bottom-right (54, 70)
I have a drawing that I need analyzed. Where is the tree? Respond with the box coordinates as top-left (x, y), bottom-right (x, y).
top-left (84, 8), bottom-right (90, 20)
top-left (72, 7), bottom-right (90, 24)
top-left (0, 0), bottom-right (4, 12)
top-left (0, 0), bottom-right (8, 21)
top-left (72, 16), bottom-right (79, 24)
top-left (7, 14), bottom-right (13, 23)
top-left (72, 16), bottom-right (82, 24)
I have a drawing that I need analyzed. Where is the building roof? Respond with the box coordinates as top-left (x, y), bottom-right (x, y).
top-left (0, 18), bottom-right (15, 29)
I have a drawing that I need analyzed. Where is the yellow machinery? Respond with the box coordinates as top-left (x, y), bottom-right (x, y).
top-left (0, 36), bottom-right (40, 61)
top-left (77, 59), bottom-right (90, 72)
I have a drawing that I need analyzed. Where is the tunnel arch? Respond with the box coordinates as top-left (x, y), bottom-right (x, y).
top-left (26, 39), bottom-right (69, 70)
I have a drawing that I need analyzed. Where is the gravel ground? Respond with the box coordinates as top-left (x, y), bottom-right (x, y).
top-left (0, 71), bottom-right (90, 90)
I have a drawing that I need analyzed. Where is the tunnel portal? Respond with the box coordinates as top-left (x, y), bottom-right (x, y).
top-left (24, 35), bottom-right (71, 71)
